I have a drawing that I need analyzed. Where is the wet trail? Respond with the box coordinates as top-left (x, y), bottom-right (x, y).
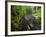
top-left (19, 15), bottom-right (41, 31)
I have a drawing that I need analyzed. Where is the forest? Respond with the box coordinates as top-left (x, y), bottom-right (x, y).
top-left (11, 5), bottom-right (41, 31)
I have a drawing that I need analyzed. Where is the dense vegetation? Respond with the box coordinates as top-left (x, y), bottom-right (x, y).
top-left (11, 5), bottom-right (41, 31)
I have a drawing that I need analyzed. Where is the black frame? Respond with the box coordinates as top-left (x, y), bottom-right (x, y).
top-left (5, 1), bottom-right (45, 36)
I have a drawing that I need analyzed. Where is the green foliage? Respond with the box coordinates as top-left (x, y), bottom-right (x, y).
top-left (11, 5), bottom-right (41, 31)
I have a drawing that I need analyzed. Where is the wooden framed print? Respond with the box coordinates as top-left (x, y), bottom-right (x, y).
top-left (5, 1), bottom-right (45, 36)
